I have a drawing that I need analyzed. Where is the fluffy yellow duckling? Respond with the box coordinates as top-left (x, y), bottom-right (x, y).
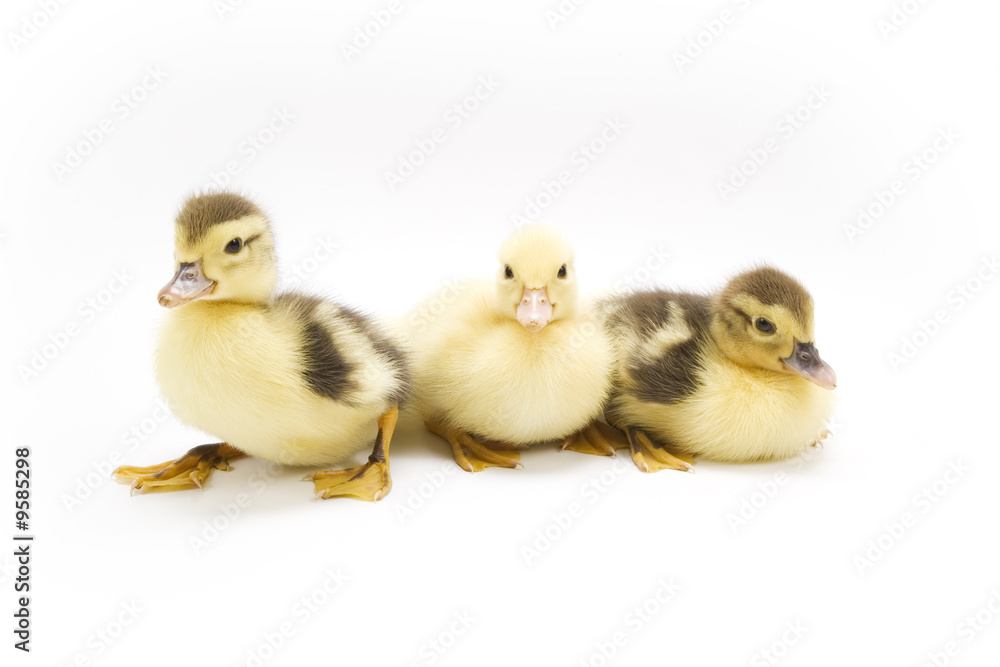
top-left (410, 225), bottom-right (617, 471)
top-left (600, 267), bottom-right (836, 470)
top-left (113, 193), bottom-right (408, 501)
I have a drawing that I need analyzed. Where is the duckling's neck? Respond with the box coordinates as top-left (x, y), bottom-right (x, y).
top-left (168, 298), bottom-right (269, 330)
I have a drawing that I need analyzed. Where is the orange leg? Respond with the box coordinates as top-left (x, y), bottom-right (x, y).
top-left (113, 443), bottom-right (246, 494)
top-left (305, 404), bottom-right (398, 501)
top-left (561, 420), bottom-right (630, 457)
top-left (424, 416), bottom-right (522, 473)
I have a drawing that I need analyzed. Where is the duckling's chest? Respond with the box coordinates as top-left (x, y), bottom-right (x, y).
top-left (627, 357), bottom-right (833, 461)
top-left (443, 321), bottom-right (613, 443)
top-left (154, 307), bottom-right (307, 435)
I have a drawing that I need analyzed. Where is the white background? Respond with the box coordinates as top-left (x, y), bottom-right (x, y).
top-left (3, 1), bottom-right (999, 665)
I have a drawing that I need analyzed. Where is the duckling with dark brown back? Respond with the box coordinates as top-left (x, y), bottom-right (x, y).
top-left (113, 192), bottom-right (408, 501)
top-left (600, 267), bottom-right (836, 469)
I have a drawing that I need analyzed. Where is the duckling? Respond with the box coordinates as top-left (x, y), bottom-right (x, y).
top-left (410, 225), bottom-right (617, 472)
top-left (113, 192), bottom-right (408, 501)
top-left (600, 267), bottom-right (836, 470)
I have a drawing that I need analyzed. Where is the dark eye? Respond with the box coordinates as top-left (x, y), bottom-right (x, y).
top-left (754, 317), bottom-right (775, 334)
top-left (504, 265), bottom-right (514, 279)
top-left (557, 264), bottom-right (567, 279)
top-left (225, 238), bottom-right (243, 254)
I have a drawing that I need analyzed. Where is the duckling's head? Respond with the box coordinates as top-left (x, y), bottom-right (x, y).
top-left (158, 193), bottom-right (276, 308)
top-left (495, 225), bottom-right (577, 332)
top-left (711, 267), bottom-right (837, 389)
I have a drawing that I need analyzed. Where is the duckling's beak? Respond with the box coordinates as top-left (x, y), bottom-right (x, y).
top-left (158, 261), bottom-right (215, 308)
top-left (517, 287), bottom-right (552, 332)
top-left (782, 341), bottom-right (837, 389)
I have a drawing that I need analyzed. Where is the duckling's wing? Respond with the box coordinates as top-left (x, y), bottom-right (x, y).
top-left (299, 316), bottom-right (355, 401)
top-left (605, 291), bottom-right (712, 404)
top-left (273, 293), bottom-right (409, 407)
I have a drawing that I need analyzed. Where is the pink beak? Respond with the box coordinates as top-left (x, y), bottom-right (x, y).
top-left (158, 260), bottom-right (215, 308)
top-left (782, 341), bottom-right (837, 390)
top-left (517, 287), bottom-right (553, 332)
